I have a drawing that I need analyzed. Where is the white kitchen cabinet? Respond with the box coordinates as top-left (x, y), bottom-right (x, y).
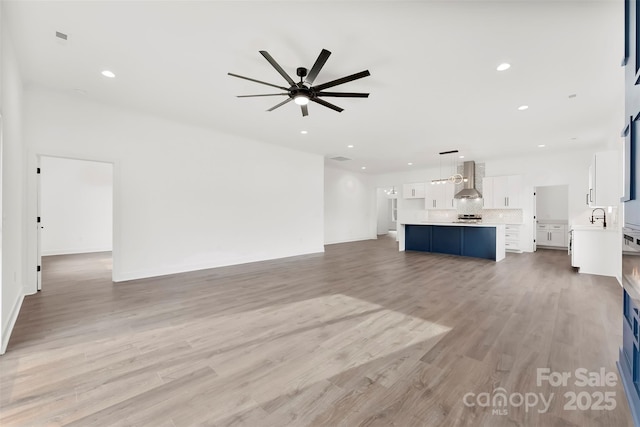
top-left (571, 226), bottom-right (619, 277)
top-left (504, 224), bottom-right (522, 252)
top-left (482, 175), bottom-right (522, 209)
top-left (536, 223), bottom-right (567, 248)
top-left (587, 151), bottom-right (619, 207)
top-left (424, 183), bottom-right (455, 210)
top-left (403, 183), bottom-right (426, 199)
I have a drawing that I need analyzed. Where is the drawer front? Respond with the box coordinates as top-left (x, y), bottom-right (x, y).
top-left (551, 224), bottom-right (565, 230)
top-left (505, 241), bottom-right (519, 249)
top-left (537, 224), bottom-right (548, 230)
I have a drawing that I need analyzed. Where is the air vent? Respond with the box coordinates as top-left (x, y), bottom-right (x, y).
top-left (55, 31), bottom-right (68, 41)
top-left (330, 156), bottom-right (351, 162)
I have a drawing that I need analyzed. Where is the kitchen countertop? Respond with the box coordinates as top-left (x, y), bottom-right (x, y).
top-left (401, 222), bottom-right (506, 228)
top-left (571, 225), bottom-right (618, 233)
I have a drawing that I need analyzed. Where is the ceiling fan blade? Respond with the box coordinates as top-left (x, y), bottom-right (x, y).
top-left (259, 51), bottom-right (296, 86)
top-left (310, 97), bottom-right (343, 113)
top-left (228, 73), bottom-right (288, 91)
top-left (316, 92), bottom-right (369, 98)
top-left (305, 49), bottom-right (331, 86)
top-left (301, 104), bottom-right (309, 117)
top-left (312, 70), bottom-right (371, 92)
top-left (237, 93), bottom-right (288, 98)
top-left (267, 97), bottom-right (293, 112)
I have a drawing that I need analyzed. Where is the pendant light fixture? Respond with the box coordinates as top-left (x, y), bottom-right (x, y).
top-left (432, 150), bottom-right (461, 185)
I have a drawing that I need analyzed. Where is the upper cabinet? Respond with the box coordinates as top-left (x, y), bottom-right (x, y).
top-left (425, 183), bottom-right (455, 210)
top-left (483, 175), bottom-right (523, 209)
top-left (403, 182), bottom-right (426, 199)
top-left (587, 151), bottom-right (619, 208)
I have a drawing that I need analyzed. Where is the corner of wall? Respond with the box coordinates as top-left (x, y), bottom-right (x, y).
top-left (1, 292), bottom-right (24, 354)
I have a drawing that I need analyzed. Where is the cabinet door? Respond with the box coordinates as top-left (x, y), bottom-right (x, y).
top-left (434, 183), bottom-right (455, 209)
top-left (484, 175), bottom-right (522, 209)
top-left (493, 177), bottom-right (509, 208)
top-left (506, 175), bottom-right (522, 208)
top-left (593, 151), bottom-right (619, 207)
top-left (403, 183), bottom-right (426, 199)
top-left (442, 183), bottom-right (456, 209)
top-left (403, 184), bottom-right (414, 199)
top-left (588, 163), bottom-right (595, 206)
top-left (536, 230), bottom-right (549, 245)
top-left (425, 183), bottom-right (455, 209)
top-left (482, 177), bottom-right (495, 208)
top-left (424, 184), bottom-right (440, 209)
top-left (549, 230), bottom-right (566, 247)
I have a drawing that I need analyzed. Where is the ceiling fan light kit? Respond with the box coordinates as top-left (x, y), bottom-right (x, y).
top-left (228, 49), bottom-right (371, 117)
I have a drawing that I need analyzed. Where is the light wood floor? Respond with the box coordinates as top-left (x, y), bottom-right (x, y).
top-left (0, 236), bottom-right (633, 426)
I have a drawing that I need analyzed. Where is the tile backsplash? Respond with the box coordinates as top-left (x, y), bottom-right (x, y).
top-left (482, 209), bottom-right (524, 224)
top-left (427, 207), bottom-right (523, 224)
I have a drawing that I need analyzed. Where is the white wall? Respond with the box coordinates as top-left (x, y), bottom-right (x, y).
top-left (324, 165), bottom-right (376, 244)
top-left (536, 185), bottom-right (569, 221)
top-left (1, 8), bottom-right (26, 354)
top-left (40, 157), bottom-right (113, 256)
top-left (24, 87), bottom-right (325, 288)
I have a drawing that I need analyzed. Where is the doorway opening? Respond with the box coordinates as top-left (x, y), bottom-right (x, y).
top-left (37, 156), bottom-right (114, 291)
top-left (376, 187), bottom-right (398, 240)
top-left (534, 184), bottom-right (569, 251)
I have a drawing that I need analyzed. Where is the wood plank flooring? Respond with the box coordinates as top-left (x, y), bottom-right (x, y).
top-left (0, 236), bottom-right (633, 426)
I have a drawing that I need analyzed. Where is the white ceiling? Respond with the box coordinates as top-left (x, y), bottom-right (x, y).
top-left (5, 0), bottom-right (624, 173)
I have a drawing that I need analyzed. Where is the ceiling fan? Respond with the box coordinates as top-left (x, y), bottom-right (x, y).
top-left (228, 49), bottom-right (370, 117)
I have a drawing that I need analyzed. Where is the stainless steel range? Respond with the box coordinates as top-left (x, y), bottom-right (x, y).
top-left (454, 214), bottom-right (482, 224)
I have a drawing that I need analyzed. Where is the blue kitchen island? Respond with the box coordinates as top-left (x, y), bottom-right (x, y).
top-left (399, 222), bottom-right (506, 262)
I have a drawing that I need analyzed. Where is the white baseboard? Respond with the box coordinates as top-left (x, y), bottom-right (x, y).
top-left (1, 293), bottom-right (24, 355)
top-left (113, 247), bottom-right (325, 282)
top-left (42, 247), bottom-right (112, 256)
top-left (324, 235), bottom-right (376, 245)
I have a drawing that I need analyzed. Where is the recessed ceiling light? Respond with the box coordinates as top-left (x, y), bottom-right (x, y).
top-left (347, 144), bottom-right (354, 148)
top-left (361, 166), bottom-right (366, 170)
top-left (496, 63), bottom-right (511, 71)
top-left (538, 144), bottom-right (546, 148)
top-left (518, 105), bottom-right (529, 111)
top-left (101, 70), bottom-right (116, 78)
top-left (459, 155), bottom-right (465, 159)
top-left (300, 130), bottom-right (308, 134)
top-left (408, 162), bottom-right (413, 166)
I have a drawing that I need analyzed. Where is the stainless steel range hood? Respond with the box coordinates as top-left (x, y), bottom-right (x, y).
top-left (454, 161), bottom-right (483, 199)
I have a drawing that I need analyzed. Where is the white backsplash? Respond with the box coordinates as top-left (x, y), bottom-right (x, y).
top-left (456, 198), bottom-right (484, 214)
top-left (483, 209), bottom-right (524, 224)
top-left (427, 207), bottom-right (523, 224)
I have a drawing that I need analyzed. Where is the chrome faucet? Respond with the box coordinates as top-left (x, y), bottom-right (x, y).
top-left (590, 208), bottom-right (607, 228)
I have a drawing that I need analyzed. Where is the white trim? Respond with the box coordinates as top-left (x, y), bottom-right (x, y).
top-left (113, 247), bottom-right (325, 283)
top-left (27, 150), bottom-right (119, 294)
top-left (324, 236), bottom-right (376, 246)
top-left (1, 293), bottom-right (24, 355)
top-left (42, 248), bottom-right (112, 256)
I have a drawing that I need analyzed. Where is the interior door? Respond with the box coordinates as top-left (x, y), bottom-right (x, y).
top-left (533, 189), bottom-right (537, 251)
top-left (36, 159), bottom-right (42, 291)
